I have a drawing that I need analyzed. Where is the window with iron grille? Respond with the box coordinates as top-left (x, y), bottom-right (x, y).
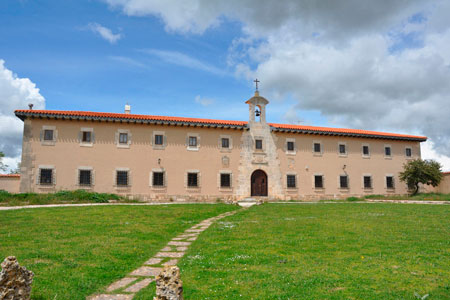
top-left (255, 139), bottom-right (262, 150)
top-left (220, 173), bottom-right (231, 188)
top-left (155, 135), bottom-right (163, 145)
top-left (340, 175), bottom-right (348, 188)
top-left (189, 136), bottom-right (197, 147)
top-left (385, 146), bottom-right (391, 156)
top-left (363, 145), bottom-right (370, 156)
top-left (153, 172), bottom-right (164, 186)
top-left (40, 169), bottom-right (53, 185)
top-left (116, 171), bottom-right (128, 186)
top-left (339, 144), bottom-right (346, 154)
top-left (287, 141), bottom-right (294, 151)
top-left (405, 148), bottom-right (412, 157)
top-left (314, 175), bottom-right (323, 188)
top-left (44, 130), bottom-right (53, 141)
top-left (221, 138), bottom-right (229, 149)
top-left (82, 131), bottom-right (91, 143)
top-left (364, 176), bottom-right (372, 188)
top-left (79, 170), bottom-right (92, 185)
top-left (287, 175), bottom-right (296, 188)
top-left (386, 176), bottom-right (394, 189)
top-left (187, 173), bottom-right (198, 187)
top-left (314, 143), bottom-right (321, 153)
top-left (119, 133), bottom-right (128, 144)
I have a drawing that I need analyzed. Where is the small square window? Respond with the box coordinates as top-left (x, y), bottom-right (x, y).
top-left (314, 175), bottom-right (323, 188)
top-left (116, 171), bottom-right (128, 186)
top-left (153, 172), bottom-right (164, 186)
top-left (385, 146), bottom-right (391, 156)
top-left (287, 175), bottom-right (296, 188)
top-left (386, 176), bottom-right (394, 189)
top-left (314, 143), bottom-right (321, 153)
top-left (119, 133), bottom-right (128, 144)
top-left (82, 131), bottom-right (91, 143)
top-left (189, 136), bottom-right (197, 147)
top-left (363, 145), bottom-right (370, 156)
top-left (79, 170), bottom-right (92, 186)
top-left (364, 176), bottom-right (372, 189)
top-left (44, 130), bottom-right (53, 141)
top-left (340, 175), bottom-right (348, 189)
top-left (405, 148), bottom-right (412, 157)
top-left (220, 173), bottom-right (231, 188)
top-left (155, 135), bottom-right (163, 145)
top-left (222, 138), bottom-right (230, 149)
top-left (40, 169), bottom-right (53, 185)
top-left (255, 139), bottom-right (263, 150)
top-left (187, 173), bottom-right (198, 187)
top-left (287, 141), bottom-right (294, 151)
top-left (339, 144), bottom-right (346, 154)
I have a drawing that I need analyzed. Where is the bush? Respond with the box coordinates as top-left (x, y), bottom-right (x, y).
top-left (346, 197), bottom-right (363, 202)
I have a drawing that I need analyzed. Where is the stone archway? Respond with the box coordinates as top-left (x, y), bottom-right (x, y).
top-left (251, 169), bottom-right (268, 196)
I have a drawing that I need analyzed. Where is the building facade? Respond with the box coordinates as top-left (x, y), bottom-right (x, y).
top-left (14, 92), bottom-right (427, 201)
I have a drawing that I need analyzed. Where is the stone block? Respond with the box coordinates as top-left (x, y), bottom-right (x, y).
top-left (153, 266), bottom-right (183, 300)
top-left (0, 256), bottom-right (34, 300)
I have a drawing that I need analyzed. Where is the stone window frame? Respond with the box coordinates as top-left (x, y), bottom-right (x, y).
top-left (362, 143), bottom-right (371, 158)
top-left (185, 169), bottom-right (201, 189)
top-left (149, 168), bottom-right (166, 189)
top-left (285, 172), bottom-right (298, 189)
top-left (313, 173), bottom-right (324, 190)
top-left (285, 138), bottom-right (296, 155)
top-left (254, 136), bottom-right (264, 152)
top-left (338, 142), bottom-right (347, 157)
top-left (217, 170), bottom-right (232, 190)
top-left (114, 167), bottom-right (131, 188)
top-left (219, 135), bottom-right (233, 152)
top-left (338, 174), bottom-right (349, 190)
top-left (385, 174), bottom-right (395, 190)
top-left (384, 144), bottom-right (392, 159)
top-left (40, 125), bottom-right (57, 146)
top-left (362, 173), bottom-right (373, 190)
top-left (76, 166), bottom-right (94, 188)
top-left (186, 133), bottom-right (200, 151)
top-left (152, 131), bottom-right (167, 150)
top-left (312, 140), bottom-right (323, 156)
top-left (405, 147), bottom-right (413, 159)
top-left (79, 127), bottom-right (94, 147)
top-left (115, 129), bottom-right (131, 149)
top-left (36, 165), bottom-right (56, 187)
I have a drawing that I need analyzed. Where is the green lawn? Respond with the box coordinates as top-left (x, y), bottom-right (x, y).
top-left (142, 203), bottom-right (449, 300)
top-left (0, 204), bottom-right (237, 299)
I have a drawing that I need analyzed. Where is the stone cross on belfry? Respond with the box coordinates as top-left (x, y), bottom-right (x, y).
top-left (254, 78), bottom-right (260, 91)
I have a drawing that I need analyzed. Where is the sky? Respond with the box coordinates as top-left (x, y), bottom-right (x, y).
top-left (1, 0), bottom-right (450, 171)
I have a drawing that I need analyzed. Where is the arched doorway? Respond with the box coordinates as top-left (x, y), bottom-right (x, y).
top-left (251, 170), bottom-right (268, 196)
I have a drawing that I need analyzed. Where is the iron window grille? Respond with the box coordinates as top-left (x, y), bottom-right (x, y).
top-left (116, 171), bottom-right (128, 186)
top-left (405, 148), bottom-right (412, 157)
top-left (363, 145), bottom-right (370, 156)
top-left (79, 170), bottom-right (92, 186)
top-left (255, 139), bottom-right (263, 150)
top-left (155, 135), bottom-right (163, 145)
top-left (364, 176), bottom-right (372, 188)
top-left (339, 144), bottom-right (346, 154)
top-left (385, 147), bottom-right (391, 156)
top-left (287, 141), bottom-right (294, 151)
top-left (340, 175), bottom-right (348, 188)
top-left (314, 143), bottom-right (321, 153)
top-left (314, 175), bottom-right (323, 188)
top-left (40, 169), bottom-right (53, 185)
top-left (287, 175), bottom-right (296, 188)
top-left (187, 173), bottom-right (198, 187)
top-left (119, 133), bottom-right (128, 144)
top-left (82, 131), bottom-right (91, 143)
top-left (221, 138), bottom-right (230, 149)
top-left (386, 176), bottom-right (394, 189)
top-left (220, 173), bottom-right (231, 188)
top-left (189, 136), bottom-right (197, 147)
top-left (44, 130), bottom-right (53, 141)
top-left (153, 172), bottom-right (164, 186)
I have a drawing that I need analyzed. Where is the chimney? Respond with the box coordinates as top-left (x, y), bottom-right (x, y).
top-left (28, 103), bottom-right (33, 110)
top-left (124, 103), bottom-right (131, 114)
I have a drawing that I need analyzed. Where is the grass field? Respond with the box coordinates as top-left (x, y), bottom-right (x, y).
top-left (0, 204), bottom-right (237, 299)
top-left (153, 203), bottom-right (449, 300)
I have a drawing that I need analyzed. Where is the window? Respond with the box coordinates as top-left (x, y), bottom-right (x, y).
top-left (287, 141), bottom-right (295, 152)
top-left (287, 175), bottom-right (296, 188)
top-left (222, 138), bottom-right (229, 149)
top-left (79, 170), bottom-right (92, 186)
top-left (82, 131), bottom-right (91, 143)
top-left (153, 172), bottom-right (164, 187)
top-left (314, 143), bottom-right (321, 153)
top-left (40, 169), bottom-right (53, 185)
top-left (189, 136), bottom-right (197, 147)
top-left (362, 145), bottom-right (370, 156)
top-left (405, 147), bottom-right (412, 157)
top-left (385, 146), bottom-right (391, 157)
top-left (363, 176), bottom-right (372, 189)
top-left (154, 135), bottom-right (163, 145)
top-left (340, 175), bottom-right (348, 189)
top-left (187, 173), bottom-right (198, 187)
top-left (44, 130), bottom-right (53, 141)
top-left (339, 144), bottom-right (346, 155)
top-left (116, 171), bottom-right (128, 186)
top-left (314, 175), bottom-right (323, 188)
top-left (386, 176), bottom-right (394, 189)
top-left (220, 173), bottom-right (231, 188)
top-left (255, 139), bottom-right (263, 150)
top-left (119, 133), bottom-right (128, 144)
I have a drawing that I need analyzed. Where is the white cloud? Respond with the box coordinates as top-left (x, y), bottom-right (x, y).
top-left (88, 22), bottom-right (122, 44)
top-left (195, 95), bottom-right (215, 106)
top-left (108, 55), bottom-right (146, 68)
top-left (422, 140), bottom-right (450, 172)
top-left (0, 60), bottom-right (45, 172)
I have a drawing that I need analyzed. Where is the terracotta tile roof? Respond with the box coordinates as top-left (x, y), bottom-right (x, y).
top-left (443, 171), bottom-right (450, 175)
top-left (15, 109), bottom-right (427, 141)
top-left (0, 174), bottom-right (20, 178)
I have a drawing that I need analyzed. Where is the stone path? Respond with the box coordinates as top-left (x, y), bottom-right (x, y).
top-left (87, 209), bottom-right (238, 300)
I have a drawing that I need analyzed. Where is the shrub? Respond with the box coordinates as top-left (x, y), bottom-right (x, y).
top-left (346, 196), bottom-right (362, 202)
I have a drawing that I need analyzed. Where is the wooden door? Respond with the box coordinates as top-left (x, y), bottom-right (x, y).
top-left (251, 170), bottom-right (268, 196)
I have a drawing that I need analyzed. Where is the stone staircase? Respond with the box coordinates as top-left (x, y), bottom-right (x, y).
top-left (237, 197), bottom-right (264, 207)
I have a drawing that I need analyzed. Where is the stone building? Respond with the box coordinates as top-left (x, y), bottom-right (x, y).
top-left (14, 91), bottom-right (426, 201)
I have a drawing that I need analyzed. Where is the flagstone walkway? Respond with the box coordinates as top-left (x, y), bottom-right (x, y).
top-left (87, 209), bottom-right (239, 300)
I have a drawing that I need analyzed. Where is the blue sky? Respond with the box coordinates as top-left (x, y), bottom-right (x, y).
top-left (1, 0), bottom-right (450, 170)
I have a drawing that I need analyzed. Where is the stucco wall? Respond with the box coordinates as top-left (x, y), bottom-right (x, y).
top-left (0, 175), bottom-right (20, 193)
top-left (424, 173), bottom-right (450, 193)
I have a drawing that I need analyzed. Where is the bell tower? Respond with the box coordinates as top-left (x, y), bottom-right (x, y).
top-left (245, 79), bottom-right (269, 126)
